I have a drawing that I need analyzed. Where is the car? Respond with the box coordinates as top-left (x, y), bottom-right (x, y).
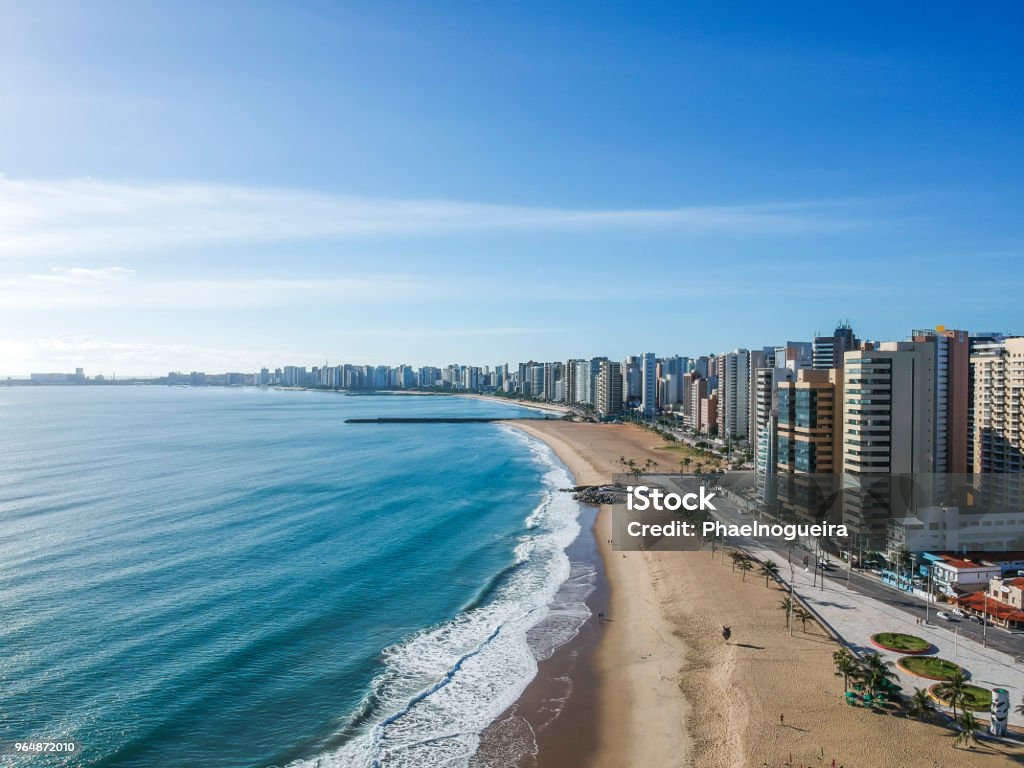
top-left (950, 607), bottom-right (966, 617)
top-left (936, 611), bottom-right (958, 622)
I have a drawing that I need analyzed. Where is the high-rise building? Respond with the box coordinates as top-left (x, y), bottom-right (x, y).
top-left (842, 342), bottom-right (936, 475)
top-left (622, 356), bottom-right (641, 407)
top-left (596, 361), bottom-right (623, 418)
top-left (775, 368), bottom-right (845, 522)
top-left (972, 337), bottom-right (1024, 476)
top-left (640, 352), bottom-right (657, 418)
top-left (753, 366), bottom-right (796, 476)
top-left (717, 350), bottom-right (750, 440)
top-left (701, 393), bottom-right (718, 434)
top-left (911, 327), bottom-right (971, 474)
top-left (685, 373), bottom-right (706, 431)
top-left (774, 341), bottom-right (814, 372)
top-left (526, 364), bottom-right (544, 398)
top-left (693, 356), bottom-right (710, 379)
top-left (747, 349), bottom-right (767, 445)
top-left (563, 359), bottom-right (583, 405)
top-left (813, 322), bottom-right (859, 370)
top-left (967, 332), bottom-right (1008, 470)
top-left (542, 362), bottom-right (564, 402)
top-left (777, 369), bottom-right (844, 475)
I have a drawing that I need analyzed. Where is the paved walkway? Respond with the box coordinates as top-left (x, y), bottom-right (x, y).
top-left (738, 536), bottom-right (1024, 727)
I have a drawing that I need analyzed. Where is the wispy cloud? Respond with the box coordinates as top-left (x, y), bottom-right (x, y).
top-left (0, 177), bottom-right (869, 257)
top-left (0, 266), bottom-right (432, 309)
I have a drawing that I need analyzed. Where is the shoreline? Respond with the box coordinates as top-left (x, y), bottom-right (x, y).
top-left (503, 420), bottom-right (692, 767)
top-left (459, 393), bottom-right (572, 416)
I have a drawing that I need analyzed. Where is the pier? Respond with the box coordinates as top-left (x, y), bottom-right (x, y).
top-left (343, 416), bottom-right (560, 424)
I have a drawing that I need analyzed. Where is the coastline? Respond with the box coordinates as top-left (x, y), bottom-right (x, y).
top-left (504, 420), bottom-right (692, 768)
top-left (501, 419), bottom-right (1024, 767)
top-left (460, 393), bottom-right (571, 416)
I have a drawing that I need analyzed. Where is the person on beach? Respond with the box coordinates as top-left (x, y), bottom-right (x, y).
top-left (779, 713), bottom-right (785, 726)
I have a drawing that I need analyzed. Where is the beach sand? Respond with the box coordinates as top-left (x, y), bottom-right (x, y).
top-left (511, 419), bottom-right (1024, 768)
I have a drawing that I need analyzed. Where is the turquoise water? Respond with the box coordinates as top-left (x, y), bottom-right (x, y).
top-left (0, 388), bottom-right (589, 768)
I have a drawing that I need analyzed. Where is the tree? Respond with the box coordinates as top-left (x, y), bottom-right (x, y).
top-left (954, 710), bottom-right (979, 749)
top-left (908, 687), bottom-right (935, 721)
top-left (936, 669), bottom-right (968, 721)
top-left (760, 560), bottom-right (780, 588)
top-left (832, 648), bottom-right (858, 692)
top-left (729, 551), bottom-right (744, 571)
top-left (794, 606), bottom-right (813, 633)
top-left (858, 652), bottom-right (897, 697)
top-left (778, 597), bottom-right (793, 627)
top-left (681, 456), bottom-right (692, 473)
top-left (737, 556), bottom-right (753, 582)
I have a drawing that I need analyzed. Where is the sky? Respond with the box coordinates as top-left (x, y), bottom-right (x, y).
top-left (1, 1), bottom-right (1022, 376)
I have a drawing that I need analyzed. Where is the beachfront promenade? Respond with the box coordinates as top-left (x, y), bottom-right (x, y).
top-left (706, 501), bottom-right (1024, 729)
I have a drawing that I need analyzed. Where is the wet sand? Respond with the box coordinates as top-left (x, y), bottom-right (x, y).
top-left (506, 420), bottom-right (1024, 768)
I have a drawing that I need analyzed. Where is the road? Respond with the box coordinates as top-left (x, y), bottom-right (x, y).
top-left (658, 474), bottom-right (1024, 659)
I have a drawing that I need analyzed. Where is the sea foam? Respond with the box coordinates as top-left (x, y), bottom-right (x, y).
top-left (288, 428), bottom-right (593, 768)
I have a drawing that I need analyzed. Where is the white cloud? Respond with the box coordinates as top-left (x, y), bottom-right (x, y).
top-left (0, 267), bottom-right (431, 309)
top-left (0, 177), bottom-right (865, 258)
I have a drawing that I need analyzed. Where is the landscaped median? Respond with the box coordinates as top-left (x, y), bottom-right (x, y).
top-left (870, 632), bottom-right (933, 655)
top-left (897, 655), bottom-right (965, 681)
top-left (928, 682), bottom-right (993, 712)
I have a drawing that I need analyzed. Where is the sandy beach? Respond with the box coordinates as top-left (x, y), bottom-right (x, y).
top-left (510, 419), bottom-right (1024, 768)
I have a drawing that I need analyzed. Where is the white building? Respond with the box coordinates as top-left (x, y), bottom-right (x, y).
top-left (717, 349), bottom-right (750, 440)
top-left (641, 352), bottom-right (657, 418)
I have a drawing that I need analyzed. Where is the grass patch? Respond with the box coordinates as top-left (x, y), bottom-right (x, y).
top-left (930, 683), bottom-right (992, 712)
top-left (900, 656), bottom-right (962, 680)
top-left (872, 632), bottom-right (930, 653)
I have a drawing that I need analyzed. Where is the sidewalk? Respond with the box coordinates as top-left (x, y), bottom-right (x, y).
top-left (739, 537), bottom-right (1024, 728)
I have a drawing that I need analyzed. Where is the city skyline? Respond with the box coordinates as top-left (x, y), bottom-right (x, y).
top-left (2, 3), bottom-right (1023, 374)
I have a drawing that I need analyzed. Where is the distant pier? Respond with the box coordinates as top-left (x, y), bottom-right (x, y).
top-left (343, 416), bottom-right (559, 424)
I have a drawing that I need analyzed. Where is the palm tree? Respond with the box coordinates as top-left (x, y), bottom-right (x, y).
top-left (832, 648), bottom-right (858, 692)
top-left (644, 458), bottom-right (654, 472)
top-left (779, 596), bottom-right (794, 627)
top-left (907, 687), bottom-right (935, 721)
top-left (858, 652), bottom-right (897, 696)
top-left (937, 669), bottom-right (968, 721)
top-left (954, 709), bottom-right (979, 749)
top-left (794, 606), bottom-right (813, 633)
top-left (760, 560), bottom-right (780, 588)
top-left (681, 456), bottom-right (692, 473)
top-left (729, 551), bottom-right (745, 571)
top-left (737, 557), bottom-right (753, 582)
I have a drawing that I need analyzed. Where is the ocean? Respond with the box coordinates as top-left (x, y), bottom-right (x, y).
top-left (0, 387), bottom-right (592, 768)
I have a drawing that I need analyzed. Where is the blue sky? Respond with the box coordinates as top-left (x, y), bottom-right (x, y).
top-left (1, 1), bottom-right (1021, 375)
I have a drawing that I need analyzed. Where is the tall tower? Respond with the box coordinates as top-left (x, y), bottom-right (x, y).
top-left (641, 352), bottom-right (657, 419)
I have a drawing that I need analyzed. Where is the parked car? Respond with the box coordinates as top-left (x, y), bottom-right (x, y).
top-left (936, 611), bottom-right (958, 622)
